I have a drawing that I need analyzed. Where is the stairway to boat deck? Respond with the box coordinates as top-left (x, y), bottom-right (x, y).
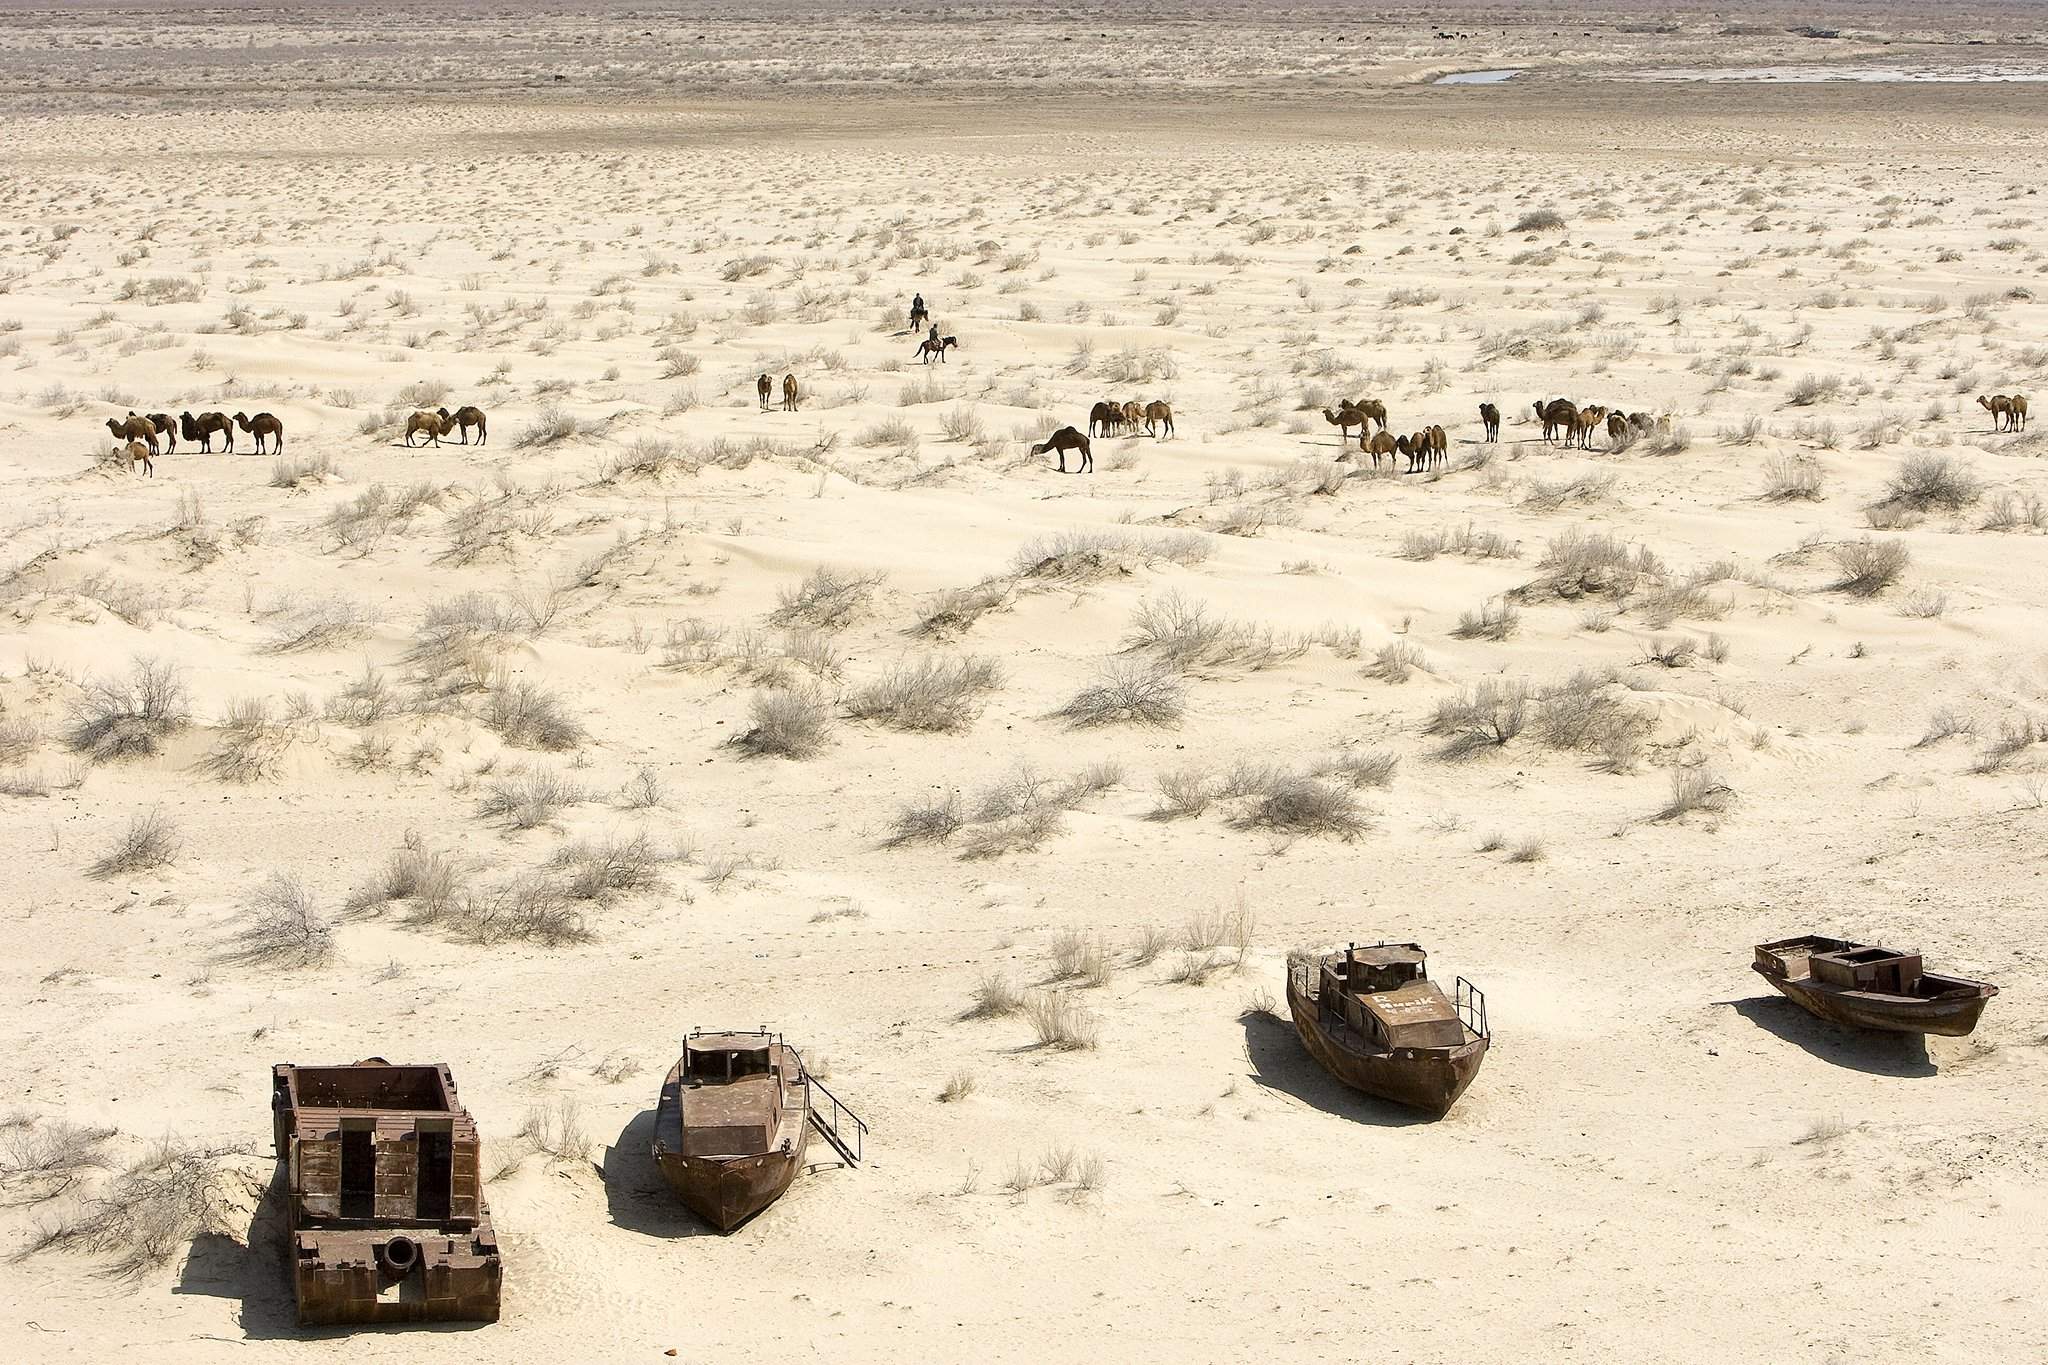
top-left (806, 1077), bottom-right (867, 1167)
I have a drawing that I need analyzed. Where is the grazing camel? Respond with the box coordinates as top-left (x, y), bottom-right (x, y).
top-left (915, 335), bottom-right (959, 364)
top-left (1979, 393), bottom-right (2028, 431)
top-left (106, 414), bottom-right (160, 454)
top-left (1030, 426), bottom-right (1093, 474)
top-left (234, 411), bottom-right (284, 454)
top-left (1143, 400), bottom-right (1174, 439)
top-left (1534, 398), bottom-right (1578, 443)
top-left (181, 410), bottom-right (233, 452)
top-left (140, 412), bottom-right (178, 456)
top-left (1119, 400), bottom-right (1143, 433)
top-left (1479, 402), bottom-right (1500, 442)
top-left (1362, 428), bottom-right (1397, 468)
top-left (782, 374), bottom-right (799, 412)
top-left (405, 409), bottom-right (454, 446)
top-left (1321, 406), bottom-right (1365, 448)
top-left (116, 439), bottom-right (153, 477)
top-left (756, 373), bottom-right (772, 410)
top-left (438, 405), bottom-right (488, 445)
top-left (1605, 412), bottom-right (1631, 446)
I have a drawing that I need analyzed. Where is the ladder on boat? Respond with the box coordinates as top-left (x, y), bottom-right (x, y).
top-left (806, 1076), bottom-right (868, 1167)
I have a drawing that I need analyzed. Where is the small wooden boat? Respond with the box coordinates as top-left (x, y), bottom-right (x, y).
top-left (1287, 943), bottom-right (1489, 1117)
top-left (1752, 936), bottom-right (1997, 1037)
top-left (652, 1030), bottom-right (865, 1231)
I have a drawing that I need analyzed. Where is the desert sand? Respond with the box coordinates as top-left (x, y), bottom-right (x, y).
top-left (1, 3), bottom-right (2046, 1362)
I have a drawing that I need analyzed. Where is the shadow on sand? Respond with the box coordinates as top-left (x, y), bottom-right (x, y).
top-left (1726, 994), bottom-right (1936, 1077)
top-left (602, 1109), bottom-right (721, 1239)
top-left (1238, 1009), bottom-right (1435, 1128)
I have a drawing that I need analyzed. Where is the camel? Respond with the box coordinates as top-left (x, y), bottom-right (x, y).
top-left (1321, 406), bottom-right (1365, 448)
top-left (405, 409), bottom-right (454, 446)
top-left (1362, 428), bottom-right (1397, 468)
top-left (782, 374), bottom-right (799, 412)
top-left (106, 414), bottom-right (160, 454)
top-left (1427, 424), bottom-right (1448, 469)
top-left (1534, 398), bottom-right (1578, 443)
top-left (1030, 426), bottom-right (1093, 474)
top-left (1627, 411), bottom-right (1654, 435)
top-left (438, 405), bottom-right (488, 445)
top-left (1979, 393), bottom-right (2028, 431)
top-left (140, 412), bottom-right (178, 456)
top-left (1570, 406), bottom-right (1605, 450)
top-left (1144, 400), bottom-right (1174, 439)
top-left (1348, 398), bottom-right (1389, 434)
top-left (1478, 402), bottom-right (1500, 442)
top-left (915, 335), bottom-right (959, 364)
top-left (234, 411), bottom-right (284, 454)
top-left (756, 373), bottom-right (772, 410)
top-left (1606, 412), bottom-right (1631, 446)
top-left (181, 410), bottom-right (233, 452)
top-left (1088, 401), bottom-right (1119, 438)
top-left (115, 439), bottom-right (153, 477)
top-left (1394, 432), bottom-right (1418, 471)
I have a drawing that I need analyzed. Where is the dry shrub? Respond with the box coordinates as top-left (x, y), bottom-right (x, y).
top-left (964, 970), bottom-right (1022, 1020)
top-left (197, 695), bottom-right (310, 783)
top-left (1368, 640), bottom-right (1425, 683)
top-left (1452, 597), bottom-right (1520, 641)
top-left (1008, 529), bottom-right (1209, 582)
top-left (446, 874), bottom-right (591, 946)
top-left (1240, 774), bottom-right (1370, 839)
top-left (1880, 454), bottom-right (1983, 513)
top-left (345, 832), bottom-right (467, 919)
top-left (1056, 660), bottom-right (1185, 727)
top-left (1151, 767), bottom-right (1215, 819)
top-left (89, 808), bottom-right (180, 878)
top-left (482, 671), bottom-right (586, 751)
top-left (884, 792), bottom-right (965, 847)
top-left (548, 832), bottom-right (665, 900)
top-left (843, 656), bottom-right (1001, 732)
top-left (1517, 530), bottom-right (1664, 602)
top-left (25, 1138), bottom-right (243, 1279)
top-left (229, 872), bottom-right (336, 967)
top-left (731, 688), bottom-right (834, 758)
top-left (1657, 767), bottom-right (1735, 821)
top-left (1023, 991), bottom-right (1100, 1050)
top-left (772, 566), bottom-right (885, 629)
top-left (1427, 679), bottom-right (1531, 758)
top-left (1761, 455), bottom-right (1824, 502)
top-left (475, 768), bottom-right (585, 828)
top-left (0, 1118), bottom-right (118, 1202)
top-left (1831, 538), bottom-right (1910, 596)
top-left (64, 657), bottom-right (190, 761)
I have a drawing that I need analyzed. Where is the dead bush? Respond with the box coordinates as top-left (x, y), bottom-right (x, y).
top-left (730, 688), bottom-right (834, 758)
top-left (64, 657), bottom-right (190, 761)
top-left (88, 807), bottom-right (180, 878)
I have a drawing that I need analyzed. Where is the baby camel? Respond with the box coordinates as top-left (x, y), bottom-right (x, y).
top-left (1030, 426), bottom-right (1093, 474)
top-left (115, 439), bottom-right (153, 476)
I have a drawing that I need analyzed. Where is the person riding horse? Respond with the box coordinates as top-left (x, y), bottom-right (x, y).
top-left (909, 293), bottom-right (928, 331)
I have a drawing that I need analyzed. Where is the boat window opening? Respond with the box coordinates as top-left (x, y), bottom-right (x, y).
top-left (339, 1118), bottom-right (375, 1220)
top-left (416, 1120), bottom-right (453, 1223)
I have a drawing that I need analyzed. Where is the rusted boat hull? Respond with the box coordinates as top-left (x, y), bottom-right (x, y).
top-left (654, 1139), bottom-right (807, 1231)
top-left (292, 1230), bottom-right (502, 1326)
top-left (1752, 965), bottom-right (1993, 1037)
top-left (1287, 969), bottom-right (1486, 1116)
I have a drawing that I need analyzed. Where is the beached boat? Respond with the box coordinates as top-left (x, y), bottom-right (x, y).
top-left (270, 1059), bottom-right (502, 1326)
top-left (652, 1030), bottom-right (865, 1231)
top-left (1286, 943), bottom-right (1489, 1117)
top-left (1752, 936), bottom-right (1997, 1037)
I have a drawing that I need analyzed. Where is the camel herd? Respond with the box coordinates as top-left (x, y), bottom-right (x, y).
top-left (1087, 399), bottom-right (1174, 440)
top-left (1979, 393), bottom-right (2030, 431)
top-left (104, 409), bottom-right (282, 465)
top-left (403, 405), bottom-right (490, 447)
top-left (1530, 397), bottom-right (1669, 450)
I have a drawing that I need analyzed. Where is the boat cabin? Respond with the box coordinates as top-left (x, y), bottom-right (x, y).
top-left (271, 1062), bottom-right (482, 1229)
top-left (683, 1034), bottom-right (778, 1085)
top-left (1808, 944), bottom-right (1924, 995)
top-left (1320, 944), bottom-right (1470, 1051)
